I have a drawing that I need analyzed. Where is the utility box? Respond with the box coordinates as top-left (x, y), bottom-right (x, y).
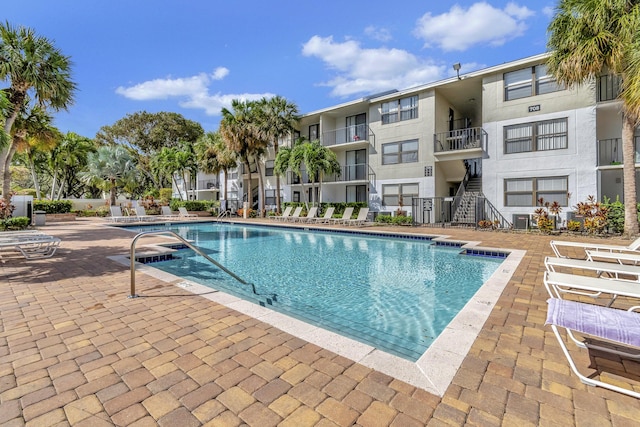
top-left (512, 214), bottom-right (530, 230)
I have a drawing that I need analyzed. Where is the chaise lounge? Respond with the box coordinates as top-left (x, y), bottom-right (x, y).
top-left (550, 236), bottom-right (640, 259)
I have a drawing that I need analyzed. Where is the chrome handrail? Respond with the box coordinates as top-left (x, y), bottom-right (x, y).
top-left (129, 230), bottom-right (250, 298)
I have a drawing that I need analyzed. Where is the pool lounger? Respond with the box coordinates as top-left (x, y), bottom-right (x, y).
top-left (550, 237), bottom-right (640, 259)
top-left (544, 270), bottom-right (640, 307)
top-left (0, 236), bottom-right (61, 259)
top-left (544, 256), bottom-right (640, 282)
top-left (545, 297), bottom-right (640, 399)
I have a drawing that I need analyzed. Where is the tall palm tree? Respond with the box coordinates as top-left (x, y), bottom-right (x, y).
top-left (79, 145), bottom-right (139, 206)
top-left (220, 99), bottom-right (268, 215)
top-left (0, 22), bottom-right (76, 206)
top-left (195, 131), bottom-right (238, 203)
top-left (547, 0), bottom-right (640, 236)
top-left (48, 132), bottom-right (93, 199)
top-left (256, 96), bottom-right (299, 213)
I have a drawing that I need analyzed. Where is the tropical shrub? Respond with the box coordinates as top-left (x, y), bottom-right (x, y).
top-left (1, 216), bottom-right (30, 230)
top-left (574, 195), bottom-right (608, 234)
top-left (374, 214), bottom-right (412, 225)
top-left (169, 199), bottom-right (216, 212)
top-left (533, 197), bottom-right (561, 233)
top-left (601, 196), bottom-right (625, 234)
top-left (567, 220), bottom-right (582, 232)
top-left (159, 188), bottom-right (173, 202)
top-left (33, 200), bottom-right (73, 214)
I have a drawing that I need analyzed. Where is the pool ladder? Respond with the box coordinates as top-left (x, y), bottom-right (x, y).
top-left (129, 230), bottom-right (253, 298)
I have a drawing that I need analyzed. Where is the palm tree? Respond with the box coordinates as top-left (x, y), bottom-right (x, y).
top-left (48, 132), bottom-right (93, 199)
top-left (547, 0), bottom-right (640, 236)
top-left (12, 106), bottom-right (61, 199)
top-left (220, 100), bottom-right (268, 215)
top-left (0, 22), bottom-right (76, 206)
top-left (151, 144), bottom-right (197, 200)
top-left (256, 96), bottom-right (299, 213)
top-left (79, 145), bottom-right (139, 206)
top-left (195, 131), bottom-right (238, 203)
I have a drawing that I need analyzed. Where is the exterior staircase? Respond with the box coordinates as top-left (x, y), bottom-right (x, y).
top-left (451, 177), bottom-right (482, 226)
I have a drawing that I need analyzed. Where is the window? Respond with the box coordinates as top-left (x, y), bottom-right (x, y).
top-left (382, 140), bottom-right (418, 165)
top-left (504, 118), bottom-right (567, 154)
top-left (346, 185), bottom-right (367, 203)
top-left (504, 176), bottom-right (568, 207)
top-left (346, 113), bottom-right (366, 141)
top-left (382, 183), bottom-right (419, 207)
top-left (265, 189), bottom-right (276, 205)
top-left (309, 124), bottom-right (319, 141)
top-left (293, 191), bottom-right (300, 203)
top-left (381, 95), bottom-right (418, 124)
top-left (504, 65), bottom-right (563, 100)
top-left (265, 160), bottom-right (274, 176)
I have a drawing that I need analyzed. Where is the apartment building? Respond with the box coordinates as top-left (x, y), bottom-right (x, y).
top-left (201, 52), bottom-right (637, 227)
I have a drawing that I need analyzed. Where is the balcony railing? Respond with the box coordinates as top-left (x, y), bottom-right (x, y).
top-left (198, 179), bottom-right (219, 190)
top-left (434, 127), bottom-right (487, 153)
top-left (321, 124), bottom-right (375, 147)
top-left (286, 163), bottom-right (376, 186)
top-left (597, 74), bottom-right (621, 102)
top-left (598, 138), bottom-right (640, 166)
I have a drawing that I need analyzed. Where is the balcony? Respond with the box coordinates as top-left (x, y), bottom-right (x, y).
top-left (321, 124), bottom-right (375, 148)
top-left (434, 127), bottom-right (487, 153)
top-left (286, 163), bottom-right (376, 186)
top-left (197, 179), bottom-right (219, 190)
top-left (597, 74), bottom-right (621, 102)
top-left (597, 138), bottom-right (640, 166)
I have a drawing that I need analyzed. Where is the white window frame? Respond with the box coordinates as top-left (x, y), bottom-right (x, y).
top-left (382, 140), bottom-right (419, 165)
top-left (381, 95), bottom-right (418, 124)
top-left (504, 118), bottom-right (568, 154)
top-left (504, 176), bottom-right (568, 207)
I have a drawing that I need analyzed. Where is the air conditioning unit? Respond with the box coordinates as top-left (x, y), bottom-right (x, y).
top-left (512, 214), bottom-right (530, 230)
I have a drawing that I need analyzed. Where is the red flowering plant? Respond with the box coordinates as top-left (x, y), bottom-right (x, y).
top-left (0, 192), bottom-right (15, 220)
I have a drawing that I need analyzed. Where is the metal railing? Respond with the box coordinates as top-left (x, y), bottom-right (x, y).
top-left (198, 179), bottom-right (219, 190)
top-left (411, 195), bottom-right (511, 229)
top-left (129, 230), bottom-right (252, 298)
top-left (321, 124), bottom-right (375, 147)
top-left (434, 127), bottom-right (487, 153)
top-left (287, 164), bottom-right (376, 187)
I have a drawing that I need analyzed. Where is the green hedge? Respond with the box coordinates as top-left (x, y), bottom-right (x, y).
top-left (33, 200), bottom-right (73, 214)
top-left (1, 217), bottom-right (30, 230)
top-left (169, 199), bottom-right (217, 212)
top-left (375, 214), bottom-right (413, 225)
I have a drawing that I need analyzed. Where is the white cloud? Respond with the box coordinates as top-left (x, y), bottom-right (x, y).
top-left (364, 25), bottom-right (392, 42)
top-left (542, 6), bottom-right (555, 18)
top-left (116, 68), bottom-right (271, 116)
top-left (413, 2), bottom-right (535, 51)
top-left (302, 35), bottom-right (445, 97)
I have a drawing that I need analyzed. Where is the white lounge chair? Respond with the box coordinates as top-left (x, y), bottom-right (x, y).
top-left (135, 206), bottom-right (158, 222)
top-left (313, 207), bottom-right (335, 224)
top-left (544, 256), bottom-right (640, 282)
top-left (270, 206), bottom-right (292, 221)
top-left (343, 207), bottom-right (369, 226)
top-left (550, 236), bottom-right (640, 259)
top-left (285, 206), bottom-right (303, 222)
top-left (109, 206), bottom-right (135, 223)
top-left (543, 270), bottom-right (640, 306)
top-left (586, 250), bottom-right (640, 265)
top-left (295, 207), bottom-right (318, 223)
top-left (329, 207), bottom-right (353, 225)
top-left (178, 207), bottom-right (198, 218)
top-left (0, 235), bottom-right (61, 259)
top-left (160, 206), bottom-right (179, 219)
top-left (545, 297), bottom-right (640, 399)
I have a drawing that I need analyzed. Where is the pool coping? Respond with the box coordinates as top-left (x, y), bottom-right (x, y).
top-left (109, 223), bottom-right (524, 396)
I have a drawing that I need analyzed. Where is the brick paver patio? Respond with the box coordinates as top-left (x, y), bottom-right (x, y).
top-left (1, 218), bottom-right (640, 426)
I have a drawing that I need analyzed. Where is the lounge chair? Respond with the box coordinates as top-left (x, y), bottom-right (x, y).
top-left (544, 256), bottom-right (640, 282)
top-left (285, 206), bottom-right (303, 222)
top-left (178, 207), bottom-right (198, 218)
top-left (295, 207), bottom-right (318, 223)
top-left (270, 206), bottom-right (292, 221)
top-left (545, 297), bottom-right (640, 398)
top-left (329, 207), bottom-right (354, 225)
top-left (343, 207), bottom-right (369, 226)
top-left (109, 206), bottom-right (135, 223)
top-left (135, 206), bottom-right (158, 222)
top-left (0, 235), bottom-right (61, 259)
top-left (160, 206), bottom-right (179, 219)
top-left (550, 236), bottom-right (640, 259)
top-left (543, 270), bottom-right (640, 306)
top-left (586, 250), bottom-right (640, 265)
top-left (313, 207), bottom-right (335, 224)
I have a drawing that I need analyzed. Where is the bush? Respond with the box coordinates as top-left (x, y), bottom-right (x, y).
top-left (575, 195), bottom-right (608, 234)
top-left (159, 188), bottom-right (173, 203)
top-left (1, 216), bottom-right (30, 230)
top-left (33, 200), bottom-right (73, 214)
top-left (15, 188), bottom-right (37, 197)
top-left (169, 199), bottom-right (216, 212)
top-left (601, 196), bottom-right (625, 234)
top-left (374, 214), bottom-right (412, 225)
top-left (567, 220), bottom-right (582, 232)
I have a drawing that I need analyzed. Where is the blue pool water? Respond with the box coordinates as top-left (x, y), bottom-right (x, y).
top-left (133, 223), bottom-right (503, 361)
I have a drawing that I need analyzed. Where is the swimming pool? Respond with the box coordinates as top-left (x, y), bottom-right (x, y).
top-left (132, 222), bottom-right (504, 361)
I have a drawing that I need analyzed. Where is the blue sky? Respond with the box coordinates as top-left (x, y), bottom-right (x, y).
top-left (5, 1), bottom-right (557, 138)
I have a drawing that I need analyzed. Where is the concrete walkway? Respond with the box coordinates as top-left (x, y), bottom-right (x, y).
top-left (1, 218), bottom-right (639, 426)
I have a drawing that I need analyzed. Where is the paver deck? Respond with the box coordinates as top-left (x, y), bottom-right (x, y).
top-left (1, 217), bottom-right (640, 426)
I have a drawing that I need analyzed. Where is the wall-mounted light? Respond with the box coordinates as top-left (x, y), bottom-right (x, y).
top-left (452, 62), bottom-right (461, 80)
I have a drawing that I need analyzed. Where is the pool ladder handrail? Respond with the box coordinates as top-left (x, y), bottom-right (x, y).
top-left (129, 230), bottom-right (252, 298)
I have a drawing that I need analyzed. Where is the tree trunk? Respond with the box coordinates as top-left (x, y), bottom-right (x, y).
top-left (254, 157), bottom-right (265, 217)
top-left (2, 141), bottom-right (19, 208)
top-left (223, 169), bottom-right (228, 201)
top-left (622, 114), bottom-right (639, 236)
top-left (274, 141), bottom-right (281, 214)
top-left (0, 93), bottom-right (25, 180)
top-left (27, 153), bottom-right (42, 199)
top-left (110, 179), bottom-right (117, 206)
